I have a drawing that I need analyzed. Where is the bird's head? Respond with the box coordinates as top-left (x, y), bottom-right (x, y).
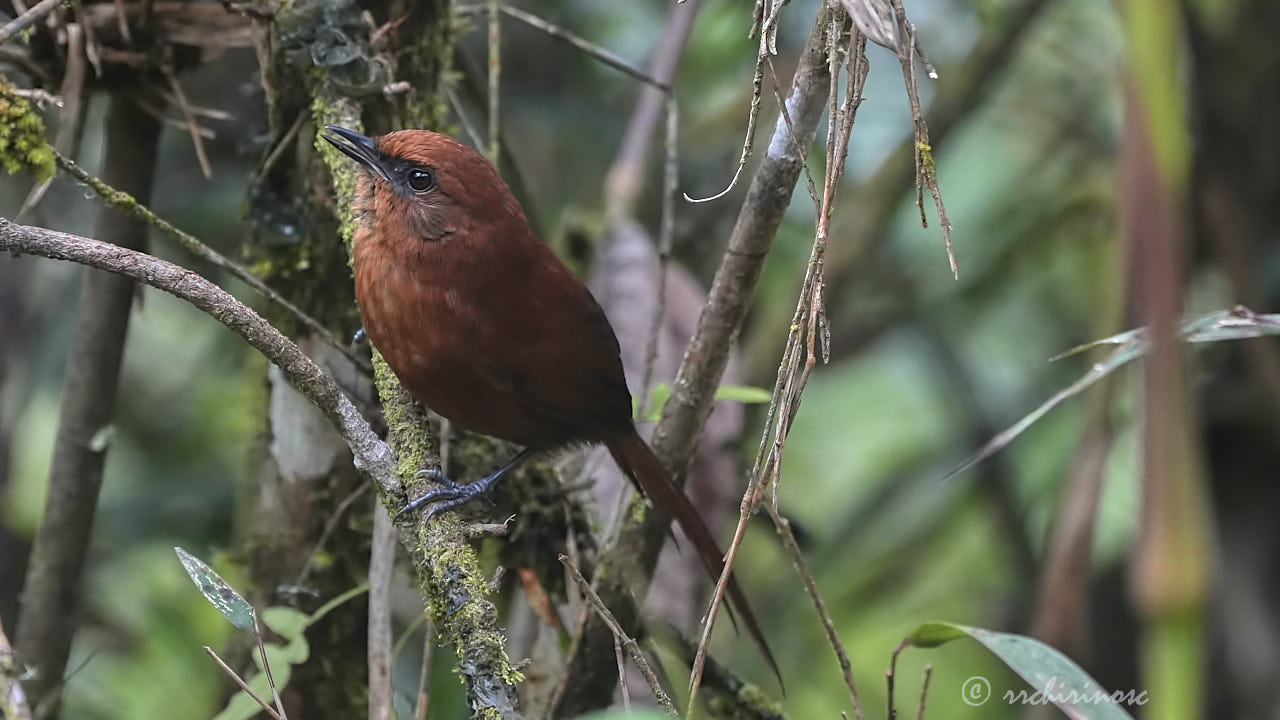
top-left (322, 126), bottom-right (524, 244)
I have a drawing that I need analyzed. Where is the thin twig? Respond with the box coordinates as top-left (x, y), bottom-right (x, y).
top-left (683, 4), bottom-right (770, 203)
top-left (111, 0), bottom-right (132, 45)
top-left (294, 483), bottom-right (371, 586)
top-left (914, 665), bottom-right (933, 720)
top-left (203, 646), bottom-right (283, 720)
top-left (456, 4), bottom-right (669, 92)
top-left (252, 111), bottom-right (306, 187)
top-left (886, 640), bottom-right (907, 720)
top-left (559, 555), bottom-right (677, 716)
top-left (637, 98), bottom-right (679, 415)
top-left (447, 86), bottom-right (484, 150)
top-left (614, 634), bottom-right (631, 711)
top-left (463, 516), bottom-right (514, 538)
top-left (603, 0), bottom-right (697, 214)
top-left (151, 87), bottom-right (236, 120)
top-left (0, 46), bottom-right (52, 80)
top-left (164, 68), bottom-right (213, 178)
top-left (5, 87), bottom-right (61, 105)
top-left (764, 55), bottom-right (821, 210)
top-left (52, 151), bottom-right (373, 375)
top-left (887, 0), bottom-right (956, 278)
top-left (413, 616), bottom-right (435, 720)
top-left (767, 505), bottom-right (863, 720)
top-left (0, 0), bottom-right (64, 45)
top-left (253, 612), bottom-right (289, 720)
top-left (72, 1), bottom-right (101, 77)
top-left (130, 90), bottom-right (218, 138)
top-left (17, 20), bottom-right (85, 218)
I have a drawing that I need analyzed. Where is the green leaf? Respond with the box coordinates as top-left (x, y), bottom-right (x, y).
top-left (952, 307), bottom-right (1280, 478)
top-left (641, 382), bottom-right (671, 422)
top-left (174, 547), bottom-right (254, 630)
top-left (262, 607), bottom-right (310, 642)
top-left (258, 634), bottom-right (309, 669)
top-left (713, 385), bottom-right (774, 403)
top-left (903, 621), bottom-right (1136, 719)
top-left (638, 382), bottom-right (772, 422)
top-left (904, 620), bottom-right (970, 647)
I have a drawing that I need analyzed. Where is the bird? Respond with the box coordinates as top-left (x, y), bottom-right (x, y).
top-left (322, 125), bottom-right (778, 682)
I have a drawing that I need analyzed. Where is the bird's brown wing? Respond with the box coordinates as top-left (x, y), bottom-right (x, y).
top-left (465, 246), bottom-right (634, 448)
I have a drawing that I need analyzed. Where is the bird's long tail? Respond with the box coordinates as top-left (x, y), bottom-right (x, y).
top-left (607, 430), bottom-right (782, 688)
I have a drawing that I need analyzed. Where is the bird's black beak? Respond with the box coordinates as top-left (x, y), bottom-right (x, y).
top-left (322, 125), bottom-right (392, 183)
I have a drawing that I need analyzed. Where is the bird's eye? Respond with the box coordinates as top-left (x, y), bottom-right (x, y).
top-left (407, 167), bottom-right (434, 193)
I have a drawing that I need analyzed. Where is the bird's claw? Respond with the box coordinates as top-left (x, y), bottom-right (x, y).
top-left (398, 467), bottom-right (495, 519)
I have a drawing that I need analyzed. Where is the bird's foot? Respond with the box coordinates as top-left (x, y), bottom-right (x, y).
top-left (397, 467), bottom-right (498, 521)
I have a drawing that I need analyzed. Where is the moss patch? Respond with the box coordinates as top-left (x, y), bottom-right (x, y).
top-left (0, 85), bottom-right (54, 181)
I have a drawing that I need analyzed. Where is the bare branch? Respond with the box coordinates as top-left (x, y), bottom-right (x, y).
top-left (0, 0), bottom-right (64, 45)
top-left (456, 4), bottom-right (669, 93)
top-left (682, 2), bottom-right (770, 203)
top-left (203, 646), bottom-right (283, 720)
top-left (915, 665), bottom-right (933, 720)
top-left (53, 150), bottom-right (373, 375)
top-left (767, 505), bottom-right (864, 720)
top-left (0, 218), bottom-right (399, 495)
top-left (485, 0), bottom-right (500, 167)
top-left (252, 612), bottom-right (289, 720)
top-left (559, 555), bottom-right (676, 716)
top-left (887, 0), bottom-right (956, 277)
top-left (368, 506), bottom-right (396, 720)
top-left (163, 68), bottom-right (213, 178)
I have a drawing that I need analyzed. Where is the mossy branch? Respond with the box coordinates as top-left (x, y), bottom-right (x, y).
top-left (304, 12), bottom-right (525, 713)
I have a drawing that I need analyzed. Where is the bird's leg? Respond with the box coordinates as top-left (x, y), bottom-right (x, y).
top-left (351, 327), bottom-right (367, 345)
top-left (398, 447), bottom-right (537, 521)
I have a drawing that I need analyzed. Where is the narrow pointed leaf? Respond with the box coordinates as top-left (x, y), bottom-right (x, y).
top-left (175, 547), bottom-right (255, 630)
top-left (953, 306), bottom-right (1279, 478)
top-left (904, 621), bottom-right (1136, 719)
top-left (714, 384), bottom-right (774, 403)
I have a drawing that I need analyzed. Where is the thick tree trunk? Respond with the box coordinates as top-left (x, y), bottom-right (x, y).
top-left (15, 92), bottom-right (161, 712)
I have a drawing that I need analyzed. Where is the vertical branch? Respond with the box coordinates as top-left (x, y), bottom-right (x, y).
top-left (15, 93), bottom-right (162, 713)
top-left (636, 97), bottom-right (679, 415)
top-left (486, 0), bottom-right (501, 167)
top-left (688, 13), bottom-right (867, 712)
top-left (553, 5), bottom-right (837, 716)
top-left (368, 506), bottom-right (396, 720)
